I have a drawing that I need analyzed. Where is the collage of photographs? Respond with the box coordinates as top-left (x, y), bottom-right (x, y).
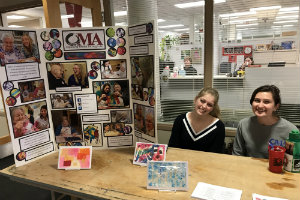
top-left (0, 22), bottom-right (157, 167)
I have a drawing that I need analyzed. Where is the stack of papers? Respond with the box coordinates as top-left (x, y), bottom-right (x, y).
top-left (252, 193), bottom-right (288, 200)
top-left (191, 182), bottom-right (242, 200)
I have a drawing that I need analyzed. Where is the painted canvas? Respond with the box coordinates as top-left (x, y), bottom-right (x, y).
top-left (147, 161), bottom-right (188, 191)
top-left (133, 142), bottom-right (167, 166)
top-left (58, 146), bottom-right (92, 169)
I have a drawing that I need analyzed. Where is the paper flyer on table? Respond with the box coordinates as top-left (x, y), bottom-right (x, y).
top-left (252, 193), bottom-right (288, 200)
top-left (191, 182), bottom-right (242, 200)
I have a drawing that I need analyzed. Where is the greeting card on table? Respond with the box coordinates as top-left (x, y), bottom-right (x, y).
top-left (252, 193), bottom-right (288, 200)
top-left (58, 146), bottom-right (92, 169)
top-left (147, 161), bottom-right (188, 191)
top-left (133, 142), bottom-right (167, 166)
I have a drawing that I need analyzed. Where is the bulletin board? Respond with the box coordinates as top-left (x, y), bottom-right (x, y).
top-left (0, 21), bottom-right (157, 167)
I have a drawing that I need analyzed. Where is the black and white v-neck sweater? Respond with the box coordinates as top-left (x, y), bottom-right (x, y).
top-left (168, 113), bottom-right (225, 153)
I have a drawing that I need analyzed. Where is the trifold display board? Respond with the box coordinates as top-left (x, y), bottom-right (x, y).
top-left (0, 21), bottom-right (157, 167)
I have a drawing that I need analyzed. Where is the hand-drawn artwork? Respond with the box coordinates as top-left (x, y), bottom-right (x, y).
top-left (53, 48), bottom-right (63, 58)
top-left (134, 104), bottom-right (155, 137)
top-left (106, 27), bottom-right (115, 37)
top-left (0, 30), bottom-right (40, 66)
top-left (16, 151), bottom-right (26, 161)
top-left (46, 61), bottom-right (89, 90)
top-left (133, 142), bottom-right (167, 166)
top-left (10, 101), bottom-right (48, 138)
top-left (117, 46), bottom-right (126, 55)
top-left (131, 55), bottom-right (154, 88)
top-left (45, 51), bottom-right (54, 61)
top-left (123, 125), bottom-right (132, 134)
top-left (131, 84), bottom-right (143, 100)
top-left (5, 96), bottom-right (16, 106)
top-left (50, 93), bottom-right (74, 109)
top-left (111, 110), bottom-right (132, 123)
top-left (64, 51), bottom-right (106, 60)
top-left (103, 122), bottom-right (126, 137)
top-left (147, 161), bottom-right (188, 191)
top-left (107, 38), bottom-right (116, 48)
top-left (52, 39), bottom-right (61, 49)
top-left (91, 61), bottom-right (100, 71)
top-left (58, 146), bottom-right (92, 169)
top-left (108, 47), bottom-right (117, 57)
top-left (43, 41), bottom-right (53, 51)
top-left (93, 80), bottom-right (130, 109)
top-left (10, 88), bottom-right (20, 99)
top-left (88, 70), bottom-right (98, 79)
top-left (83, 124), bottom-right (102, 146)
top-left (3, 81), bottom-right (14, 91)
top-left (40, 31), bottom-right (50, 41)
top-left (116, 28), bottom-right (125, 38)
top-left (52, 110), bottom-right (83, 144)
top-left (100, 59), bottom-right (127, 79)
top-left (62, 29), bottom-right (105, 51)
top-left (50, 29), bottom-right (60, 39)
top-left (117, 38), bottom-right (126, 47)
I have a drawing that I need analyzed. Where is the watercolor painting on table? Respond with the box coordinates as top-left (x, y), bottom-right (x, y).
top-left (58, 146), bottom-right (92, 169)
top-left (147, 161), bottom-right (188, 191)
top-left (133, 142), bottom-right (167, 166)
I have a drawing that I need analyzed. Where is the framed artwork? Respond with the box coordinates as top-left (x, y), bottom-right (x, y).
top-left (133, 142), bottom-right (167, 166)
top-left (58, 146), bottom-right (92, 169)
top-left (147, 161), bottom-right (188, 191)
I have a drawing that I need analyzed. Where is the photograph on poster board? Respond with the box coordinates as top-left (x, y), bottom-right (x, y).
top-left (9, 100), bottom-right (49, 138)
top-left (0, 30), bottom-right (40, 66)
top-left (131, 55), bottom-right (154, 88)
top-left (147, 161), bottom-right (188, 191)
top-left (110, 110), bottom-right (132, 123)
top-left (18, 79), bottom-right (46, 103)
top-left (51, 110), bottom-right (83, 143)
top-left (103, 122), bottom-right (126, 137)
top-left (50, 93), bottom-right (74, 109)
top-left (93, 80), bottom-right (130, 110)
top-left (133, 103), bottom-right (155, 137)
top-left (83, 123), bottom-right (103, 146)
top-left (100, 59), bottom-right (127, 79)
top-left (131, 84), bottom-right (143, 100)
top-left (133, 142), bottom-right (167, 166)
top-left (46, 61), bottom-right (89, 90)
top-left (58, 146), bottom-right (92, 170)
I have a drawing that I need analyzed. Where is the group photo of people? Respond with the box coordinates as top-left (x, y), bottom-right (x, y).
top-left (93, 80), bottom-right (130, 109)
top-left (9, 101), bottom-right (49, 138)
top-left (130, 55), bottom-right (154, 88)
top-left (50, 93), bottom-right (74, 109)
top-left (18, 79), bottom-right (46, 103)
top-left (46, 61), bottom-right (89, 90)
top-left (133, 103), bottom-right (155, 137)
top-left (103, 122), bottom-right (126, 137)
top-left (100, 59), bottom-right (127, 79)
top-left (0, 30), bottom-right (40, 66)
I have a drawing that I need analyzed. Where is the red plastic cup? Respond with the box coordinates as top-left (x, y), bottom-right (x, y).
top-left (268, 146), bottom-right (286, 173)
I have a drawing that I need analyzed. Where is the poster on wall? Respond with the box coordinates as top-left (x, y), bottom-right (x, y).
top-left (0, 22), bottom-right (156, 167)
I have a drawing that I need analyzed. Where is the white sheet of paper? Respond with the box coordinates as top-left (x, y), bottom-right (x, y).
top-left (191, 182), bottom-right (242, 200)
top-left (252, 193), bottom-right (288, 200)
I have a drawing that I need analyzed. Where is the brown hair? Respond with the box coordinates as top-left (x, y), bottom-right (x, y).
top-left (194, 87), bottom-right (220, 118)
top-left (184, 56), bottom-right (192, 63)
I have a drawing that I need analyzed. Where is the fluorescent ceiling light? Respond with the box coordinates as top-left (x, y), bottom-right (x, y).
top-left (114, 11), bottom-right (127, 17)
top-left (250, 6), bottom-right (281, 12)
top-left (220, 11), bottom-right (255, 18)
top-left (274, 20), bottom-right (298, 24)
top-left (174, 28), bottom-right (190, 31)
top-left (8, 25), bottom-right (24, 28)
top-left (7, 15), bottom-right (27, 19)
top-left (61, 14), bottom-right (74, 19)
top-left (236, 23), bottom-right (258, 27)
top-left (278, 10), bottom-right (299, 14)
top-left (276, 15), bottom-right (298, 20)
top-left (158, 19), bottom-right (166, 23)
top-left (230, 18), bottom-right (257, 24)
top-left (283, 25), bottom-right (294, 27)
top-left (279, 7), bottom-right (299, 12)
top-left (158, 24), bottom-right (184, 29)
top-left (175, 0), bottom-right (225, 8)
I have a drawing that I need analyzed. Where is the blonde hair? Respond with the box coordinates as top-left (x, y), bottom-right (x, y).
top-left (73, 64), bottom-right (85, 86)
top-left (194, 87), bottom-right (220, 118)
